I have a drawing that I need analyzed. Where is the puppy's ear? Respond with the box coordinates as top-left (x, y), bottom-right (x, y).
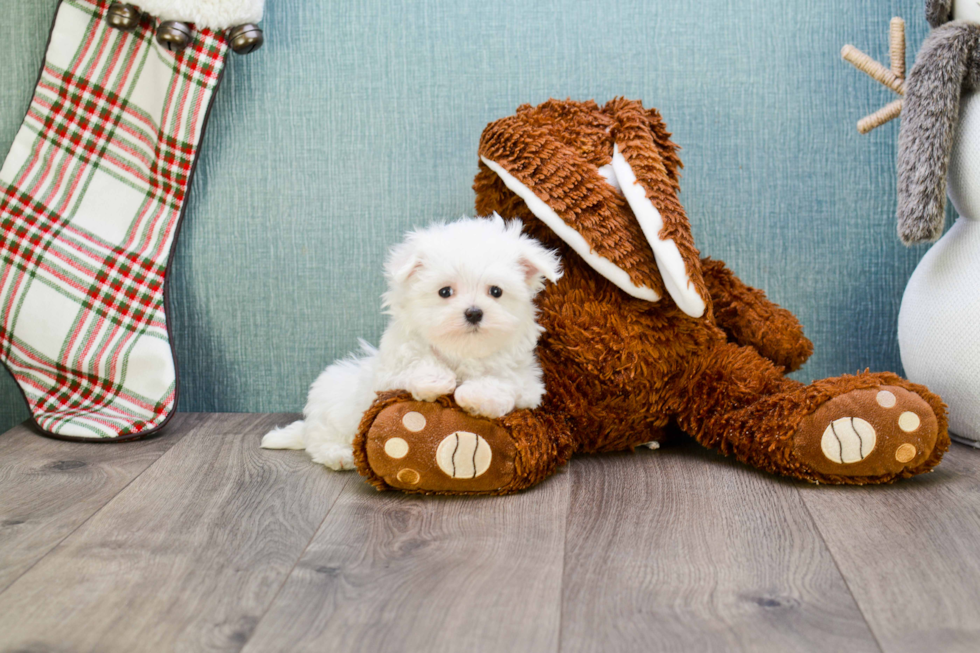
top-left (518, 238), bottom-right (562, 292)
top-left (385, 240), bottom-right (424, 285)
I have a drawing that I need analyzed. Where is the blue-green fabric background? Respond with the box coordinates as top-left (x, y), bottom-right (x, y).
top-left (0, 0), bottom-right (941, 434)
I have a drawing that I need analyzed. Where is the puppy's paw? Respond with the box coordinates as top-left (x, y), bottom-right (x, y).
top-left (515, 378), bottom-right (546, 410)
top-left (307, 442), bottom-right (356, 471)
top-left (407, 370), bottom-right (457, 402)
top-left (454, 383), bottom-right (516, 419)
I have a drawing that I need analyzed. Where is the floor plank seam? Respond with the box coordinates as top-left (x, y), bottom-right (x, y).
top-left (555, 464), bottom-right (574, 653)
top-left (0, 428), bottom-right (188, 598)
top-left (241, 472), bottom-right (354, 652)
top-left (796, 488), bottom-right (885, 653)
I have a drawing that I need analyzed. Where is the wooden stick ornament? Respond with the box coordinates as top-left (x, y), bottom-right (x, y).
top-left (842, 18), bottom-right (908, 134)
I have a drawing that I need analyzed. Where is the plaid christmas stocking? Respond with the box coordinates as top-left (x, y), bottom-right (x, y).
top-left (0, 0), bottom-right (260, 440)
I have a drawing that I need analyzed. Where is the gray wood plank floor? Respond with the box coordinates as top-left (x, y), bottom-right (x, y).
top-left (0, 414), bottom-right (978, 653)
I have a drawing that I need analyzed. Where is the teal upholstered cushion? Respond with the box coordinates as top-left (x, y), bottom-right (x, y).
top-left (0, 0), bottom-right (938, 433)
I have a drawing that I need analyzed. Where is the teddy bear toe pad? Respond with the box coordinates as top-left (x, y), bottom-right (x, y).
top-left (793, 385), bottom-right (939, 479)
top-left (363, 401), bottom-right (517, 493)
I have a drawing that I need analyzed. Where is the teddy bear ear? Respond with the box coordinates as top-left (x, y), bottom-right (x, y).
top-left (478, 99), bottom-right (709, 318)
top-left (604, 98), bottom-right (709, 318)
top-left (478, 111), bottom-right (665, 305)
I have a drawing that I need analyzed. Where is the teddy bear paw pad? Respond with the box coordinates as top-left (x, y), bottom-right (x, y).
top-left (363, 401), bottom-right (517, 493)
top-left (793, 385), bottom-right (939, 478)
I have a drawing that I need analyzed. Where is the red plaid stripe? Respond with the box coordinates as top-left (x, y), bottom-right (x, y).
top-left (154, 133), bottom-right (195, 206)
top-left (35, 69), bottom-right (137, 165)
top-left (0, 187), bottom-right (68, 279)
top-left (84, 247), bottom-right (166, 326)
top-left (26, 63), bottom-right (198, 212)
top-left (0, 0), bottom-right (227, 438)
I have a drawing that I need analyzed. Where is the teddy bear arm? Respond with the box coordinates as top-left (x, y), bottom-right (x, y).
top-left (700, 257), bottom-right (813, 372)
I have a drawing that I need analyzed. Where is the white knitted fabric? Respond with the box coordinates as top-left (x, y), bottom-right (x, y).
top-left (899, 91), bottom-right (980, 445)
top-left (948, 92), bottom-right (980, 220)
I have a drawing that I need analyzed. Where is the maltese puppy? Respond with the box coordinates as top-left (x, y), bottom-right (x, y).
top-left (261, 215), bottom-right (562, 470)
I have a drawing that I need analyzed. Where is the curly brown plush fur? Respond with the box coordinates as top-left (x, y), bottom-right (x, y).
top-left (353, 99), bottom-right (949, 495)
top-left (700, 258), bottom-right (814, 372)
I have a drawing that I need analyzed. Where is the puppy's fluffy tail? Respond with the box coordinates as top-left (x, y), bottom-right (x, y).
top-left (263, 340), bottom-right (380, 453)
top-left (261, 420), bottom-right (306, 450)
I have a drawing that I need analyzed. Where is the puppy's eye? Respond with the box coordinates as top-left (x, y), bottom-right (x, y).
top-left (489, 286), bottom-right (503, 298)
top-left (438, 287), bottom-right (453, 298)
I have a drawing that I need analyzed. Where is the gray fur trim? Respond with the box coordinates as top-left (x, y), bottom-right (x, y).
top-left (927, 0), bottom-right (953, 28)
top-left (970, 32), bottom-right (980, 87)
top-left (897, 22), bottom-right (980, 244)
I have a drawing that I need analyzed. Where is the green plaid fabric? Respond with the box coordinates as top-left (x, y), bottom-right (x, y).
top-left (0, 0), bottom-right (227, 438)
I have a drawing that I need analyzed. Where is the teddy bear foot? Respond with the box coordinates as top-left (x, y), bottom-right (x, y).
top-left (357, 399), bottom-right (520, 494)
top-left (793, 385), bottom-right (942, 482)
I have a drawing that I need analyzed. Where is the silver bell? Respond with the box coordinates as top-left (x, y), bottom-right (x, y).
top-left (156, 21), bottom-right (193, 52)
top-left (227, 24), bottom-right (264, 55)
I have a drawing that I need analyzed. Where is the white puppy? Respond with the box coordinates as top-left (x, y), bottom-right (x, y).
top-left (261, 215), bottom-right (562, 470)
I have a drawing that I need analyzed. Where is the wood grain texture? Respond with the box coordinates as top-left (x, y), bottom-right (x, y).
top-left (0, 413), bottom-right (347, 653)
top-left (800, 444), bottom-right (980, 653)
top-left (0, 415), bottom-right (191, 593)
top-left (242, 468), bottom-right (571, 653)
top-left (3, 414), bottom-right (980, 653)
top-left (560, 444), bottom-right (881, 653)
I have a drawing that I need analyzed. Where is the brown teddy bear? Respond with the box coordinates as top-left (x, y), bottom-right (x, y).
top-left (351, 98), bottom-right (949, 495)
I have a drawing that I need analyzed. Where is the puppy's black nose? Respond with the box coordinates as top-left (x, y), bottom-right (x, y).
top-left (464, 306), bottom-right (483, 325)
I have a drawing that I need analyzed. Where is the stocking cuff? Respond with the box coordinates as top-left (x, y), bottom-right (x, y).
top-left (134, 0), bottom-right (264, 30)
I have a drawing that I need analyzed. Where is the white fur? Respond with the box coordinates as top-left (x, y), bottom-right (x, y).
top-left (261, 215), bottom-right (562, 470)
top-left (136, 0), bottom-right (264, 30)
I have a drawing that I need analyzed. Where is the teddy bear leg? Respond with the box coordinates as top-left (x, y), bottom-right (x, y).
top-left (674, 342), bottom-right (949, 484)
top-left (352, 392), bottom-right (575, 495)
top-left (700, 258), bottom-right (814, 372)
